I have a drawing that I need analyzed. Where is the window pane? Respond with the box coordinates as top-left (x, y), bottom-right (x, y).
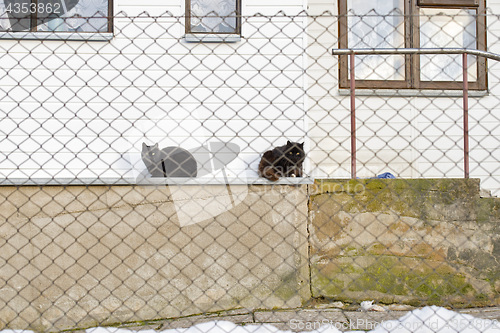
top-left (190, 0), bottom-right (237, 33)
top-left (348, 0), bottom-right (405, 80)
top-left (0, 0), bottom-right (108, 33)
top-left (39, 0), bottom-right (108, 32)
top-left (0, 0), bottom-right (31, 31)
top-left (0, 1), bottom-right (8, 30)
top-left (420, 8), bottom-right (477, 82)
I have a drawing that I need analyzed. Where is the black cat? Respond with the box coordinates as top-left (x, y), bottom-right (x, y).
top-left (141, 143), bottom-right (198, 178)
top-left (258, 141), bottom-right (305, 181)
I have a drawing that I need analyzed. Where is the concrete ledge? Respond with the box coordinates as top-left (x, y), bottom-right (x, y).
top-left (0, 177), bottom-right (315, 186)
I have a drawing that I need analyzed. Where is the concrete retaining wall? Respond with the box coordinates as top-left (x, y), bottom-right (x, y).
top-left (0, 179), bottom-right (499, 331)
top-left (0, 184), bottom-right (310, 331)
top-left (309, 179), bottom-right (500, 307)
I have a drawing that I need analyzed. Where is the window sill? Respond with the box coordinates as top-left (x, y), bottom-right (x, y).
top-left (184, 33), bottom-right (241, 43)
top-left (0, 177), bottom-right (314, 186)
top-left (0, 31), bottom-right (113, 41)
top-left (339, 88), bottom-right (489, 98)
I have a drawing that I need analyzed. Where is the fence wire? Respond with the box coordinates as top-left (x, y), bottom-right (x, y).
top-left (0, 9), bottom-right (499, 333)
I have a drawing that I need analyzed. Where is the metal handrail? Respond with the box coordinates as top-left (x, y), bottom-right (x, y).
top-left (332, 47), bottom-right (500, 61)
top-left (331, 47), bottom-right (499, 179)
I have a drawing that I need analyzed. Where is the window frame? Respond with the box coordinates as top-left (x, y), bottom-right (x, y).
top-left (184, 0), bottom-right (241, 40)
top-left (0, 0), bottom-right (113, 35)
top-left (338, 0), bottom-right (487, 90)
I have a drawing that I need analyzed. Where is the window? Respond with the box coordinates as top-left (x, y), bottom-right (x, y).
top-left (338, 0), bottom-right (487, 90)
top-left (0, 0), bottom-right (112, 33)
top-left (185, 0), bottom-right (241, 42)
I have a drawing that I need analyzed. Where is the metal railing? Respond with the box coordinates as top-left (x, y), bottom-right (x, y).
top-left (331, 47), bottom-right (499, 179)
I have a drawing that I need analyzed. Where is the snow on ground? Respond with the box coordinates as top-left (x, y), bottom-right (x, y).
top-left (370, 306), bottom-right (500, 333)
top-left (3, 306), bottom-right (500, 333)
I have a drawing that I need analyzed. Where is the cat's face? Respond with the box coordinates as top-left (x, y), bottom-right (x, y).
top-left (284, 141), bottom-right (305, 164)
top-left (141, 142), bottom-right (160, 164)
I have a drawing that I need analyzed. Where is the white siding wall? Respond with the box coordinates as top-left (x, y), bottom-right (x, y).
top-left (3, 0), bottom-right (500, 192)
top-left (0, 0), bottom-right (308, 181)
top-left (307, 0), bottom-right (500, 195)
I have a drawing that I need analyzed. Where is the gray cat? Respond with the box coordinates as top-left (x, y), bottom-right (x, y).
top-left (141, 143), bottom-right (197, 178)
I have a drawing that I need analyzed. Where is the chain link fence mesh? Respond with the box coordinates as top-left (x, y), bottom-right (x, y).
top-left (0, 9), bottom-right (499, 332)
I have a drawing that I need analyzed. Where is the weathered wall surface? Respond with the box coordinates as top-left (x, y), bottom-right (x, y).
top-left (309, 179), bottom-right (500, 307)
top-left (1, 179), bottom-right (499, 331)
top-left (0, 184), bottom-right (310, 331)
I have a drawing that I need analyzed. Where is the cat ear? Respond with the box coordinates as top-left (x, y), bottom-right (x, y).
top-left (154, 143), bottom-right (159, 148)
top-left (287, 140), bottom-right (292, 145)
top-left (300, 142), bottom-right (304, 147)
top-left (142, 142), bottom-right (147, 149)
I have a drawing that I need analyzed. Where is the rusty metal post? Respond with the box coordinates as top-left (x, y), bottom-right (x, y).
top-left (350, 52), bottom-right (356, 179)
top-left (463, 53), bottom-right (470, 178)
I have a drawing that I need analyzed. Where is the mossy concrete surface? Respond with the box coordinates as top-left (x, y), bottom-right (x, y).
top-left (309, 178), bottom-right (500, 307)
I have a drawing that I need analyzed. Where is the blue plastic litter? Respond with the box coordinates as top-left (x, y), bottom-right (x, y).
top-left (375, 172), bottom-right (396, 179)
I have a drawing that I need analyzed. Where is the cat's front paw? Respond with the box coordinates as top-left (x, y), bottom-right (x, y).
top-left (291, 174), bottom-right (296, 177)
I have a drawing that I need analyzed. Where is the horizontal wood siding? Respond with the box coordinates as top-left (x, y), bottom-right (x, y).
top-left (306, 0), bottom-right (500, 195)
top-left (0, 1), bottom-right (308, 180)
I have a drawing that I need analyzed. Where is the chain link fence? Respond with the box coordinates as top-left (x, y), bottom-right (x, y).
top-left (0, 9), bottom-right (500, 332)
